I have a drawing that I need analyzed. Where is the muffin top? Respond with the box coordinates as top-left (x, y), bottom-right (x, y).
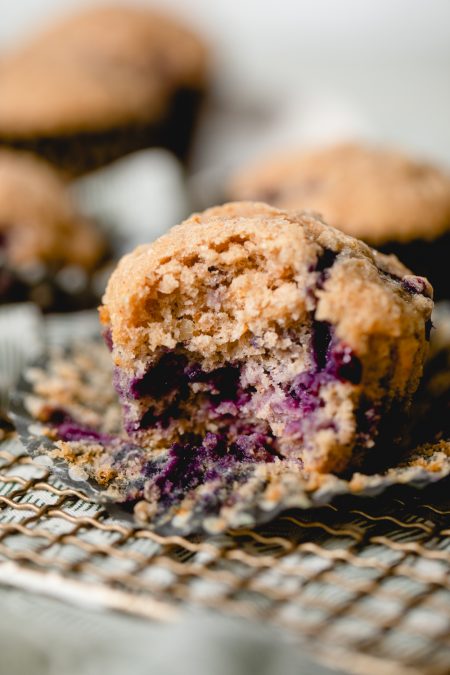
top-left (101, 202), bottom-right (432, 386)
top-left (0, 150), bottom-right (105, 269)
top-left (0, 5), bottom-right (207, 136)
top-left (228, 144), bottom-right (450, 245)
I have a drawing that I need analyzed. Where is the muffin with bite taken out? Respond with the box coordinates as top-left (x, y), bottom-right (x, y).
top-left (100, 202), bottom-right (433, 475)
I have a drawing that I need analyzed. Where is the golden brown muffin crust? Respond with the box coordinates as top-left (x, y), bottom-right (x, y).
top-left (101, 201), bottom-right (431, 393)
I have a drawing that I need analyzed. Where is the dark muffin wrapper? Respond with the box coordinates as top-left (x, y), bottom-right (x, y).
top-left (0, 260), bottom-right (112, 314)
top-left (379, 230), bottom-right (450, 301)
top-left (0, 87), bottom-right (204, 176)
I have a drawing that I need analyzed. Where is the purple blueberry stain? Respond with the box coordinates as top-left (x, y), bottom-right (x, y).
top-left (191, 364), bottom-right (241, 401)
top-left (314, 248), bottom-right (338, 289)
top-left (310, 321), bottom-right (362, 384)
top-left (124, 355), bottom-right (252, 436)
top-left (282, 320), bottom-right (362, 443)
top-left (153, 431), bottom-right (277, 503)
top-left (102, 328), bottom-right (113, 352)
top-left (127, 355), bottom-right (242, 403)
top-left (129, 352), bottom-right (188, 399)
top-left (402, 276), bottom-right (432, 298)
top-left (327, 343), bottom-right (362, 384)
top-left (316, 248), bottom-right (337, 273)
top-left (311, 320), bottom-right (333, 370)
top-left (138, 397), bottom-right (183, 431)
top-left (57, 422), bottom-right (115, 443)
top-left (289, 371), bottom-right (328, 415)
top-left (46, 408), bottom-right (115, 443)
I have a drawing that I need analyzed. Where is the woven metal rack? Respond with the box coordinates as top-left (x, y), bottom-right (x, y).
top-left (0, 431), bottom-right (449, 675)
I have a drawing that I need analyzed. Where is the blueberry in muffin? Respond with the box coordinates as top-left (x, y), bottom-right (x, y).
top-left (0, 150), bottom-right (108, 311)
top-left (228, 143), bottom-right (450, 299)
top-left (0, 6), bottom-right (208, 175)
top-left (100, 202), bottom-right (433, 474)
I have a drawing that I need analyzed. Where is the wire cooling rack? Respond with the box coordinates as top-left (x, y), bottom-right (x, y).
top-left (0, 429), bottom-right (449, 675)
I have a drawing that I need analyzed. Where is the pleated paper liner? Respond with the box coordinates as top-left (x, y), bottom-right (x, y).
top-left (9, 311), bottom-right (449, 538)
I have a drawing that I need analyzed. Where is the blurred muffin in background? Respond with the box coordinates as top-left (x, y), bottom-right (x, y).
top-left (0, 150), bottom-right (108, 312)
top-left (228, 143), bottom-right (450, 299)
top-left (0, 5), bottom-right (208, 175)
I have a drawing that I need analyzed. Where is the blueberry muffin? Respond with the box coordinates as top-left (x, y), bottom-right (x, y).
top-left (100, 202), bottom-right (433, 474)
top-left (0, 6), bottom-right (207, 175)
top-left (228, 143), bottom-right (450, 299)
top-left (0, 150), bottom-right (107, 311)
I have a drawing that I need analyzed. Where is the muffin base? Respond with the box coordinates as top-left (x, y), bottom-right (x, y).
top-left (112, 331), bottom-right (400, 476)
top-left (0, 87), bottom-right (204, 176)
top-left (10, 334), bottom-right (450, 535)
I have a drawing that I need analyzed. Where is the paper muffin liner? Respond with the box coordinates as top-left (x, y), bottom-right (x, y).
top-left (10, 308), bottom-right (450, 536)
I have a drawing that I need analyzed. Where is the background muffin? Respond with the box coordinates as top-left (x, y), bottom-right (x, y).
top-left (228, 143), bottom-right (450, 299)
top-left (0, 150), bottom-right (108, 311)
top-left (0, 5), bottom-right (208, 175)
